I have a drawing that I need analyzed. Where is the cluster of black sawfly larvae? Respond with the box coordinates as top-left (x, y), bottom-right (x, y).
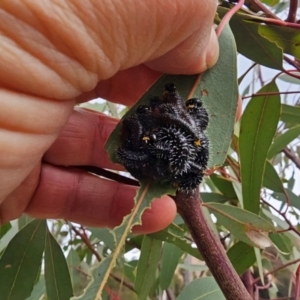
top-left (116, 83), bottom-right (209, 192)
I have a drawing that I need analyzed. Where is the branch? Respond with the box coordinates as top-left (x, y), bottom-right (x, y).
top-left (261, 199), bottom-right (300, 237)
top-left (252, 258), bottom-right (300, 284)
top-left (282, 147), bottom-right (300, 170)
top-left (174, 189), bottom-right (252, 300)
top-left (244, 0), bottom-right (280, 19)
top-left (71, 225), bottom-right (101, 262)
top-left (72, 225), bottom-right (135, 292)
top-left (286, 0), bottom-right (298, 23)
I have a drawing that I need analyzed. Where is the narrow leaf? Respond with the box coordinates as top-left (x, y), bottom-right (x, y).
top-left (197, 23), bottom-right (238, 167)
top-left (205, 203), bottom-right (275, 248)
top-left (218, 7), bottom-right (283, 70)
top-left (160, 243), bottom-right (183, 290)
top-left (0, 219), bottom-right (46, 300)
top-left (27, 276), bottom-right (46, 300)
top-left (259, 24), bottom-right (300, 59)
top-left (0, 222), bottom-right (11, 239)
top-left (73, 182), bottom-right (174, 300)
top-left (239, 81), bottom-right (281, 213)
top-left (268, 125), bottom-right (300, 158)
top-left (176, 277), bottom-right (225, 300)
top-left (134, 236), bottom-right (162, 299)
top-left (45, 229), bottom-right (73, 300)
top-left (210, 174), bottom-right (237, 199)
top-left (149, 223), bottom-right (202, 260)
top-left (227, 242), bottom-right (255, 275)
top-left (263, 160), bottom-right (285, 193)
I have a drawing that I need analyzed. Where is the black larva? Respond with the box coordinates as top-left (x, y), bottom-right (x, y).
top-left (116, 83), bottom-right (209, 192)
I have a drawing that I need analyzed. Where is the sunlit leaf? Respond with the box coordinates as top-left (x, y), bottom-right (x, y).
top-left (239, 81), bottom-right (281, 213)
top-left (176, 277), bottom-right (225, 300)
top-left (0, 219), bottom-right (46, 300)
top-left (45, 229), bottom-right (73, 300)
top-left (259, 25), bottom-right (300, 60)
top-left (261, 0), bottom-right (279, 6)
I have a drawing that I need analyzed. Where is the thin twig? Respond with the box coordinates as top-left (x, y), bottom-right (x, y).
top-left (261, 199), bottom-right (300, 237)
top-left (71, 225), bottom-right (101, 261)
top-left (284, 55), bottom-right (300, 72)
top-left (245, 0), bottom-right (280, 19)
top-left (72, 225), bottom-right (135, 293)
top-left (241, 270), bottom-right (254, 297)
top-left (216, 0), bottom-right (245, 37)
top-left (110, 273), bottom-right (135, 291)
top-left (286, 0), bottom-right (298, 23)
top-left (252, 258), bottom-right (300, 284)
top-left (283, 147), bottom-right (300, 170)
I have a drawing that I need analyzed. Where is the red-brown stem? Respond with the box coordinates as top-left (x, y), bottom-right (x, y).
top-left (175, 189), bottom-right (252, 300)
top-left (286, 0), bottom-right (298, 23)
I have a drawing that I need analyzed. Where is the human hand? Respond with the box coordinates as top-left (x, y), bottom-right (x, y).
top-left (0, 0), bottom-right (218, 232)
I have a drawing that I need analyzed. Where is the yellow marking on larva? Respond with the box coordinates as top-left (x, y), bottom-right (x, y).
top-left (142, 136), bottom-right (150, 142)
top-left (187, 104), bottom-right (195, 109)
top-left (195, 139), bottom-right (201, 147)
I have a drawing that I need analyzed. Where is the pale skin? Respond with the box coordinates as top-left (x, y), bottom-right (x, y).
top-left (0, 0), bottom-right (219, 233)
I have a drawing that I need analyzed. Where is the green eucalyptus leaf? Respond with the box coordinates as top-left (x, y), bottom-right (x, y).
top-left (201, 192), bottom-right (232, 203)
top-left (160, 242), bottom-right (183, 290)
top-left (26, 276), bottom-right (46, 300)
top-left (263, 160), bottom-right (285, 193)
top-left (268, 125), bottom-right (300, 158)
top-left (105, 23), bottom-right (238, 176)
top-left (239, 81), bottom-right (281, 213)
top-left (218, 7), bottom-right (283, 70)
top-left (45, 229), bottom-right (73, 300)
top-left (259, 25), bottom-right (300, 60)
top-left (278, 74), bottom-right (300, 85)
top-left (196, 23), bottom-right (238, 167)
top-left (0, 219), bottom-right (46, 300)
top-left (134, 236), bottom-right (162, 299)
top-left (209, 174), bottom-right (237, 199)
top-left (281, 103), bottom-right (300, 125)
top-left (176, 277), bottom-right (225, 300)
top-left (227, 242), bottom-right (255, 275)
top-left (0, 222), bottom-right (11, 239)
top-left (149, 223), bottom-right (202, 260)
top-left (205, 203), bottom-right (275, 249)
top-left (72, 181), bottom-right (175, 299)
